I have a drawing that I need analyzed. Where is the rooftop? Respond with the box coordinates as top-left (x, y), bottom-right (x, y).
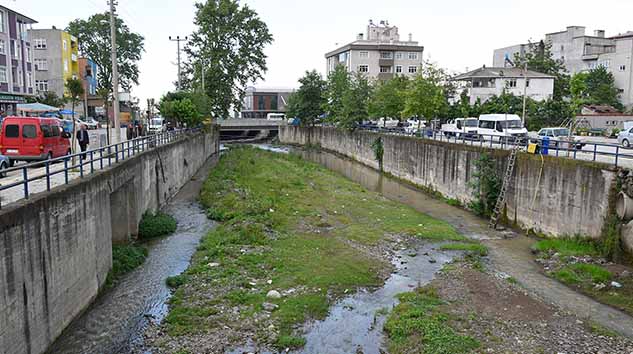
top-left (452, 66), bottom-right (555, 81)
top-left (0, 5), bottom-right (37, 24)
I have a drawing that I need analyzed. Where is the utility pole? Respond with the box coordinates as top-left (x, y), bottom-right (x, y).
top-left (109, 0), bottom-right (121, 142)
top-left (521, 61), bottom-right (528, 127)
top-left (169, 36), bottom-right (187, 91)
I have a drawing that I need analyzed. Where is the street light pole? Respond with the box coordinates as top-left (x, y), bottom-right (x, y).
top-left (169, 35), bottom-right (187, 91)
top-left (109, 0), bottom-right (121, 142)
top-left (521, 62), bottom-right (528, 127)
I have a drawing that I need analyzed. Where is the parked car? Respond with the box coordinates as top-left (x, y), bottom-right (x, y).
top-left (79, 117), bottom-right (100, 130)
top-left (0, 116), bottom-right (71, 163)
top-left (375, 118), bottom-right (399, 128)
top-left (618, 127), bottom-right (633, 148)
top-left (529, 127), bottom-right (585, 150)
top-left (0, 154), bottom-right (10, 177)
top-left (266, 113), bottom-right (286, 121)
top-left (404, 119), bottom-right (426, 134)
top-left (477, 114), bottom-right (528, 142)
top-left (441, 118), bottom-right (479, 139)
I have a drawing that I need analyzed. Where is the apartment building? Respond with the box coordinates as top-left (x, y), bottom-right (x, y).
top-left (452, 66), bottom-right (555, 105)
top-left (240, 87), bottom-right (294, 119)
top-left (0, 5), bottom-right (36, 114)
top-left (29, 27), bottom-right (79, 100)
top-left (325, 20), bottom-right (424, 81)
top-left (493, 26), bottom-right (633, 109)
top-left (78, 57), bottom-right (101, 118)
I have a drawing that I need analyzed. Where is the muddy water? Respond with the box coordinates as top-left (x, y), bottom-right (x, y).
top-left (47, 159), bottom-right (216, 354)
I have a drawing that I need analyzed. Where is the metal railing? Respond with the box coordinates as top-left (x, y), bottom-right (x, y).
top-left (356, 125), bottom-right (633, 168)
top-left (0, 128), bottom-right (200, 209)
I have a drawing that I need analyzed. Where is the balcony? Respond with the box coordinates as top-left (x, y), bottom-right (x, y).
top-left (582, 45), bottom-right (615, 60)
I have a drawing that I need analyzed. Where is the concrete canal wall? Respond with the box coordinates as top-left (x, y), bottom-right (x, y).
top-left (0, 126), bottom-right (220, 354)
top-left (280, 126), bottom-right (616, 240)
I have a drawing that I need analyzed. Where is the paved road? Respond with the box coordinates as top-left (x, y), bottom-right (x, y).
top-left (0, 127), bottom-right (129, 206)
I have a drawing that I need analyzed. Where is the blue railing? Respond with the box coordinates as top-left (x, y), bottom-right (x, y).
top-left (356, 125), bottom-right (632, 168)
top-left (0, 128), bottom-right (200, 209)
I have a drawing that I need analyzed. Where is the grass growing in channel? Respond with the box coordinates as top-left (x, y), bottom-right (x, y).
top-left (531, 238), bottom-right (599, 258)
top-left (107, 244), bottom-right (148, 287)
top-left (139, 211), bottom-right (177, 239)
top-left (384, 287), bottom-right (480, 354)
top-left (554, 263), bottom-right (613, 285)
top-left (164, 146), bottom-right (464, 348)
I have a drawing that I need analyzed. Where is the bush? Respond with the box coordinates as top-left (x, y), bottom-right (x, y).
top-left (109, 244), bottom-right (148, 285)
top-left (139, 211), bottom-right (177, 239)
top-left (468, 153), bottom-right (500, 217)
top-left (166, 274), bottom-right (188, 288)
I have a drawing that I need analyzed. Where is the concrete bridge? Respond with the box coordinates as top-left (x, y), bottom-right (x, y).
top-left (218, 118), bottom-right (286, 131)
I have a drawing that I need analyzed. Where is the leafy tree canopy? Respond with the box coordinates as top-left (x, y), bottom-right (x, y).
top-left (67, 13), bottom-right (145, 93)
top-left (324, 65), bottom-right (351, 121)
top-left (368, 76), bottom-right (409, 120)
top-left (339, 73), bottom-right (372, 129)
top-left (403, 63), bottom-right (447, 120)
top-left (514, 40), bottom-right (570, 100)
top-left (183, 0), bottom-right (273, 118)
top-left (285, 70), bottom-right (326, 126)
top-left (159, 91), bottom-right (210, 126)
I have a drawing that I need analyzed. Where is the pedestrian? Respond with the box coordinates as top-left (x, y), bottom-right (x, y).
top-left (127, 123), bottom-right (134, 140)
top-left (76, 124), bottom-right (90, 159)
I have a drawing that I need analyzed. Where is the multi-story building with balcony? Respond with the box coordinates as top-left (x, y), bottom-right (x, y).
top-left (0, 5), bottom-right (36, 114)
top-left (29, 27), bottom-right (79, 102)
top-left (452, 66), bottom-right (555, 105)
top-left (493, 26), bottom-right (633, 109)
top-left (78, 57), bottom-right (101, 118)
top-left (325, 20), bottom-right (424, 81)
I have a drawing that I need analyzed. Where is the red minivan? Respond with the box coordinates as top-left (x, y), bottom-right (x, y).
top-left (0, 117), bottom-right (71, 165)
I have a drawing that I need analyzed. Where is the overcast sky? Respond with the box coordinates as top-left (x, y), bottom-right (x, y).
top-left (6, 0), bottom-right (633, 105)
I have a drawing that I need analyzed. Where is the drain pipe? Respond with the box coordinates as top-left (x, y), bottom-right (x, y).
top-left (616, 191), bottom-right (633, 221)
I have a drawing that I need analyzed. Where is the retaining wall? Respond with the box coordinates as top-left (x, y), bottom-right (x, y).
top-left (0, 126), bottom-right (220, 354)
top-left (280, 126), bottom-right (616, 239)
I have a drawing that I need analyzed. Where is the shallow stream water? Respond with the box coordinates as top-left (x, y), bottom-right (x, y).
top-left (47, 181), bottom-right (214, 353)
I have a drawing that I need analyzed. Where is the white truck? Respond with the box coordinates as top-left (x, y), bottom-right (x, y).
top-left (441, 118), bottom-right (479, 138)
top-left (477, 114), bottom-right (528, 142)
top-left (148, 117), bottom-right (166, 134)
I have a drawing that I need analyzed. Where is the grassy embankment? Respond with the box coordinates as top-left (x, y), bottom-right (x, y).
top-left (532, 238), bottom-right (633, 316)
top-left (162, 147), bottom-right (476, 349)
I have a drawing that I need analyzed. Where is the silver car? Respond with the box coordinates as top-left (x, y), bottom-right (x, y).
top-left (618, 127), bottom-right (633, 148)
top-left (0, 154), bottom-right (10, 178)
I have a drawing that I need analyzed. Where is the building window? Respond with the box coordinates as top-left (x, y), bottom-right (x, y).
top-left (36, 80), bottom-right (48, 92)
top-left (0, 10), bottom-right (5, 33)
top-left (63, 40), bottom-right (67, 51)
top-left (526, 79), bottom-right (530, 87)
top-left (0, 40), bottom-right (5, 55)
top-left (380, 52), bottom-right (393, 59)
top-left (408, 66), bottom-right (418, 74)
top-left (17, 69), bottom-right (23, 86)
top-left (11, 40), bottom-right (19, 59)
top-left (19, 22), bottom-right (27, 41)
top-left (599, 59), bottom-right (611, 69)
top-left (507, 79), bottom-right (517, 88)
top-left (358, 65), bottom-right (369, 73)
top-left (380, 66), bottom-right (392, 73)
top-left (395, 52), bottom-right (403, 60)
top-left (408, 52), bottom-right (418, 60)
top-left (560, 45), bottom-right (564, 51)
top-left (26, 72), bottom-right (32, 88)
top-left (359, 51), bottom-right (369, 59)
top-left (64, 59), bottom-right (69, 72)
top-left (34, 59), bottom-right (47, 71)
top-left (620, 65), bottom-right (627, 71)
top-left (0, 66), bottom-right (7, 83)
top-left (34, 39), bottom-right (47, 49)
top-left (270, 96), bottom-right (278, 110)
top-left (26, 47), bottom-right (31, 62)
top-left (395, 65), bottom-right (402, 73)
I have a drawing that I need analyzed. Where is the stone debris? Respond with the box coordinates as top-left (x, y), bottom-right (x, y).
top-left (266, 290), bottom-right (282, 299)
top-left (262, 302), bottom-right (278, 312)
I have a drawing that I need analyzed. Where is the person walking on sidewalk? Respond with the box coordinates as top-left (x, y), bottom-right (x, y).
top-left (76, 124), bottom-right (90, 159)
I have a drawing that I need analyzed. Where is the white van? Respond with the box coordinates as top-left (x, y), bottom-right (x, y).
top-left (267, 113), bottom-right (286, 121)
top-left (441, 118), bottom-right (479, 138)
top-left (148, 117), bottom-right (165, 134)
top-left (477, 114), bottom-right (528, 141)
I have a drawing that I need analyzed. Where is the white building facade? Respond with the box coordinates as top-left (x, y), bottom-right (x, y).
top-left (325, 20), bottom-right (424, 81)
top-left (493, 26), bottom-right (633, 109)
top-left (452, 66), bottom-right (555, 105)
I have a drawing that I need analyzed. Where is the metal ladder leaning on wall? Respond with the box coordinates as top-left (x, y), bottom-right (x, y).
top-left (489, 143), bottom-right (522, 229)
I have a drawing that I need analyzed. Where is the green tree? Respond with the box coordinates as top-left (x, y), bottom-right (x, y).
top-left (368, 76), bottom-right (408, 120)
top-left (585, 66), bottom-right (622, 110)
top-left (183, 0), bottom-right (273, 118)
top-left (570, 71), bottom-right (590, 112)
top-left (514, 40), bottom-right (570, 100)
top-left (285, 70), bottom-right (326, 126)
top-left (65, 78), bottom-right (85, 157)
top-left (159, 91), bottom-right (208, 126)
top-left (37, 91), bottom-right (66, 108)
top-left (324, 65), bottom-right (350, 121)
top-left (67, 13), bottom-right (145, 93)
top-left (403, 63), bottom-right (446, 121)
top-left (338, 73), bottom-right (372, 129)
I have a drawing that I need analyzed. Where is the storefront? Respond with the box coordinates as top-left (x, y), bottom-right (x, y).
top-left (0, 94), bottom-right (27, 115)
